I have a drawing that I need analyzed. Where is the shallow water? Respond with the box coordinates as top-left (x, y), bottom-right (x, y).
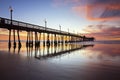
top-left (0, 41), bottom-right (120, 80)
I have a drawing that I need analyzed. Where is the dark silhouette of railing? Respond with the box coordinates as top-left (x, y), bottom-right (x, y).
top-left (0, 17), bottom-right (82, 37)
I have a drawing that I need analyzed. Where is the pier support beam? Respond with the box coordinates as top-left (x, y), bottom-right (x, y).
top-left (65, 36), bottom-right (67, 43)
top-left (50, 34), bottom-right (53, 45)
top-left (39, 32), bottom-right (41, 46)
top-left (43, 33), bottom-right (45, 46)
top-left (58, 35), bottom-right (60, 44)
top-left (8, 29), bottom-right (11, 48)
top-left (69, 36), bottom-right (71, 43)
top-left (13, 29), bottom-right (16, 48)
top-left (68, 35), bottom-right (70, 43)
top-left (17, 29), bottom-right (21, 48)
top-left (31, 31), bottom-right (33, 47)
top-left (35, 32), bottom-right (38, 47)
top-left (26, 31), bottom-right (33, 47)
top-left (26, 31), bottom-right (29, 47)
top-left (61, 35), bottom-right (64, 44)
top-left (46, 33), bottom-right (50, 46)
top-left (54, 34), bottom-right (57, 46)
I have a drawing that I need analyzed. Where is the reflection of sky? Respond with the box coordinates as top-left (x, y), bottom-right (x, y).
top-left (49, 43), bottom-right (120, 66)
top-left (0, 41), bottom-right (120, 80)
top-left (0, 41), bottom-right (120, 62)
top-left (80, 44), bottom-right (120, 64)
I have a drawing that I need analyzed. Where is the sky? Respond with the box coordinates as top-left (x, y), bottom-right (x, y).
top-left (0, 0), bottom-right (120, 40)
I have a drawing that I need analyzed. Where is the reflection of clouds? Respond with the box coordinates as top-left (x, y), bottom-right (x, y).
top-left (82, 44), bottom-right (120, 62)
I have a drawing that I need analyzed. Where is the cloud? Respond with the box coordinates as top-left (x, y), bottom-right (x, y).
top-left (88, 43), bottom-right (120, 58)
top-left (83, 25), bottom-right (120, 40)
top-left (53, 0), bottom-right (120, 21)
top-left (52, 0), bottom-right (120, 40)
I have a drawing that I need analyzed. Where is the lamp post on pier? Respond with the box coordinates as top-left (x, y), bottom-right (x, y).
top-left (59, 25), bottom-right (61, 33)
top-left (44, 19), bottom-right (47, 30)
top-left (9, 6), bottom-right (16, 48)
top-left (9, 6), bottom-right (13, 25)
top-left (43, 19), bottom-right (47, 46)
top-left (8, 6), bottom-right (14, 49)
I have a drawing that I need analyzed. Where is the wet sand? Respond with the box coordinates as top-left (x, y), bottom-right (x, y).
top-left (0, 42), bottom-right (120, 80)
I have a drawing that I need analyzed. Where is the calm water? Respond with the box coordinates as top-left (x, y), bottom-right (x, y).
top-left (0, 41), bottom-right (120, 80)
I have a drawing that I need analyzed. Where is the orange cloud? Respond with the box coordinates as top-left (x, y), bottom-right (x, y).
top-left (53, 0), bottom-right (120, 21)
top-left (86, 5), bottom-right (120, 21)
top-left (72, 3), bottom-right (120, 21)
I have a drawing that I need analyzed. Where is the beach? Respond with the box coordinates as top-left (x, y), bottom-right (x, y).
top-left (0, 41), bottom-right (120, 80)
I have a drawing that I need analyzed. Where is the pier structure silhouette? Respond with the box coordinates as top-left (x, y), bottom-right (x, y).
top-left (0, 17), bottom-right (94, 49)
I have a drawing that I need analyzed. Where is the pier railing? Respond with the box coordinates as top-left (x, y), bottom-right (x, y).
top-left (0, 17), bottom-right (81, 37)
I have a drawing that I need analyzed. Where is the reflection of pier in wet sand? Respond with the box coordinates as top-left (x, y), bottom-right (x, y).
top-left (30, 44), bottom-right (94, 59)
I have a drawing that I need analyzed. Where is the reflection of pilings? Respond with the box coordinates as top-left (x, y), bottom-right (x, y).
top-left (13, 44), bottom-right (16, 53)
top-left (54, 34), bottom-right (57, 46)
top-left (39, 44), bottom-right (94, 59)
top-left (46, 33), bottom-right (50, 46)
top-left (47, 45), bottom-right (50, 55)
top-left (26, 46), bottom-right (33, 57)
top-left (33, 42), bottom-right (94, 59)
top-left (8, 29), bottom-right (11, 48)
top-left (34, 46), bottom-right (41, 59)
top-left (54, 44), bottom-right (57, 54)
top-left (17, 29), bottom-right (21, 48)
top-left (18, 45), bottom-right (21, 54)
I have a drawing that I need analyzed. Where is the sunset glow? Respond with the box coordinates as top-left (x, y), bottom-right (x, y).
top-left (0, 0), bottom-right (120, 40)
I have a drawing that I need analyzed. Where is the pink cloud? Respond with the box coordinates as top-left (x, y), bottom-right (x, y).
top-left (53, 0), bottom-right (120, 21)
top-left (83, 25), bottom-right (120, 40)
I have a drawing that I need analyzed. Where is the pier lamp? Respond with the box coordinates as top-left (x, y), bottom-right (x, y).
top-left (68, 28), bottom-right (69, 33)
top-left (59, 25), bottom-right (61, 33)
top-left (9, 6), bottom-right (13, 25)
top-left (44, 19), bottom-right (47, 30)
